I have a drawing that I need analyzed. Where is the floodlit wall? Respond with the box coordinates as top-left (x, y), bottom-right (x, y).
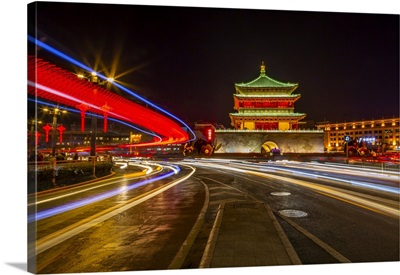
top-left (214, 130), bottom-right (324, 154)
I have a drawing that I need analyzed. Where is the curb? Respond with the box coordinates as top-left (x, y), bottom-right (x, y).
top-left (199, 202), bottom-right (226, 268)
top-left (168, 179), bottom-right (210, 269)
top-left (263, 203), bottom-right (302, 265)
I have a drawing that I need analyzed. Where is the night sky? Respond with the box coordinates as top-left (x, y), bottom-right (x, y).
top-left (28, 1), bottom-right (399, 128)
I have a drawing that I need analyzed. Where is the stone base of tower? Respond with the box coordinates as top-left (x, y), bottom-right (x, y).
top-left (214, 130), bottom-right (324, 154)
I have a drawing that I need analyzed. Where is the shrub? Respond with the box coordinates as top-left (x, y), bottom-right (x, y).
top-left (27, 161), bottom-right (113, 193)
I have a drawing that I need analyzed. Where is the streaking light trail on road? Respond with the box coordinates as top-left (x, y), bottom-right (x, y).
top-left (35, 165), bottom-right (196, 255)
top-left (183, 159), bottom-right (400, 218)
top-left (29, 171), bottom-right (176, 223)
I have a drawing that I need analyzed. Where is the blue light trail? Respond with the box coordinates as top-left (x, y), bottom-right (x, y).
top-left (29, 170), bottom-right (176, 223)
top-left (28, 35), bottom-right (196, 142)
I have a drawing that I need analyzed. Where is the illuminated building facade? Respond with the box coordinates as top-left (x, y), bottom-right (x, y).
top-left (230, 62), bottom-right (306, 130)
top-left (316, 117), bottom-right (400, 152)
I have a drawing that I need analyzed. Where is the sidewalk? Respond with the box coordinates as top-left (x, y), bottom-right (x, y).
top-left (200, 201), bottom-right (301, 268)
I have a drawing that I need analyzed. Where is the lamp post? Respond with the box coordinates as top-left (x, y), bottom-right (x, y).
top-left (28, 119), bottom-right (42, 159)
top-left (344, 135), bottom-right (351, 164)
top-left (77, 71), bottom-right (114, 158)
top-left (43, 107), bottom-right (67, 157)
top-left (77, 71), bottom-right (114, 178)
top-left (43, 106), bottom-right (67, 188)
top-left (90, 113), bottom-right (97, 157)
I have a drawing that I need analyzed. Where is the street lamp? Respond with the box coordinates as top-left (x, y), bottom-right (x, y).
top-left (77, 71), bottom-right (114, 87)
top-left (90, 113), bottom-right (97, 158)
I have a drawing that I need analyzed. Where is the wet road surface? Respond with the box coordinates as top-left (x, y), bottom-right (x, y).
top-left (29, 158), bottom-right (400, 273)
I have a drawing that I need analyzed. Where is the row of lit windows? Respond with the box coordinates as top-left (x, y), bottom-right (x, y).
top-left (55, 140), bottom-right (133, 146)
top-left (324, 121), bottom-right (399, 130)
top-left (67, 136), bottom-right (130, 141)
top-left (330, 136), bottom-right (382, 141)
top-left (329, 129), bottom-right (398, 136)
top-left (53, 142), bottom-right (184, 148)
top-left (52, 136), bottom-right (131, 141)
top-left (328, 141), bottom-right (399, 147)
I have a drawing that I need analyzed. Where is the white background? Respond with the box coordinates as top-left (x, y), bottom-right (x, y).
top-left (1, 1), bottom-right (399, 275)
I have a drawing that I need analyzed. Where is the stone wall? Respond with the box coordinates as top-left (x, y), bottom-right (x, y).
top-left (214, 130), bottom-right (324, 154)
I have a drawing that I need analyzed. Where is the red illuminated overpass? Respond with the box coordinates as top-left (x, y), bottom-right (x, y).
top-left (28, 56), bottom-right (189, 146)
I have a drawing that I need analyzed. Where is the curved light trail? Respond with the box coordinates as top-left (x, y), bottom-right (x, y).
top-left (29, 168), bottom-right (179, 223)
top-left (28, 35), bottom-right (196, 146)
top-left (29, 161), bottom-right (165, 207)
top-left (35, 165), bottom-right (196, 256)
top-left (233, 161), bottom-right (400, 194)
top-left (29, 34), bottom-right (194, 139)
top-left (182, 159), bottom-right (400, 218)
top-left (27, 58), bottom-right (187, 145)
top-left (192, 158), bottom-right (400, 194)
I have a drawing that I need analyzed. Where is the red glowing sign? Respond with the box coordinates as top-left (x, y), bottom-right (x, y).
top-left (203, 126), bottom-right (214, 142)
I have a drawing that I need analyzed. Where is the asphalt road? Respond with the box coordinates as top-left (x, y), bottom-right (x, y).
top-left (29, 158), bottom-right (400, 273)
top-left (181, 159), bottom-right (399, 266)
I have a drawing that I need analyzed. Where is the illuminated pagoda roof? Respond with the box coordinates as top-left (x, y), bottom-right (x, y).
top-left (235, 62), bottom-right (298, 94)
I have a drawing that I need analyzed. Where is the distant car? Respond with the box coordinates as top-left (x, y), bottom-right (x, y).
top-left (271, 148), bottom-right (281, 155)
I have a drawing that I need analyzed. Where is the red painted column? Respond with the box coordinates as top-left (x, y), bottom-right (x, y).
top-left (101, 104), bottom-right (112, 133)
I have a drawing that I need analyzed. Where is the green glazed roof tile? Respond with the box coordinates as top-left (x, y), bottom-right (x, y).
top-left (235, 62), bottom-right (298, 89)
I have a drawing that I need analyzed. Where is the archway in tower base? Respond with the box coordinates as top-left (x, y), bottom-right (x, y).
top-left (261, 141), bottom-right (280, 154)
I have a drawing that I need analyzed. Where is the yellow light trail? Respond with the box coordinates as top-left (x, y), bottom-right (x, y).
top-left (186, 161), bottom-right (399, 219)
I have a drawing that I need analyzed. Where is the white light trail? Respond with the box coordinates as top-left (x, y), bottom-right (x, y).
top-left (184, 160), bottom-right (400, 218)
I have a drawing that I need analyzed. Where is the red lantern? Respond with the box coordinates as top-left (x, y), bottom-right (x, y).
top-left (101, 103), bottom-right (112, 133)
top-left (57, 125), bottom-right (66, 143)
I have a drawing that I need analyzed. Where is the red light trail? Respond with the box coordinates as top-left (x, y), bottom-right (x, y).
top-left (28, 56), bottom-right (190, 146)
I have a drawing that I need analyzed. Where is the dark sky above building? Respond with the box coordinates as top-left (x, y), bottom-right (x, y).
top-left (28, 1), bottom-right (399, 128)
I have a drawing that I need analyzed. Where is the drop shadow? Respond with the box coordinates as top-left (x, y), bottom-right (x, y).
top-left (5, 262), bottom-right (27, 272)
